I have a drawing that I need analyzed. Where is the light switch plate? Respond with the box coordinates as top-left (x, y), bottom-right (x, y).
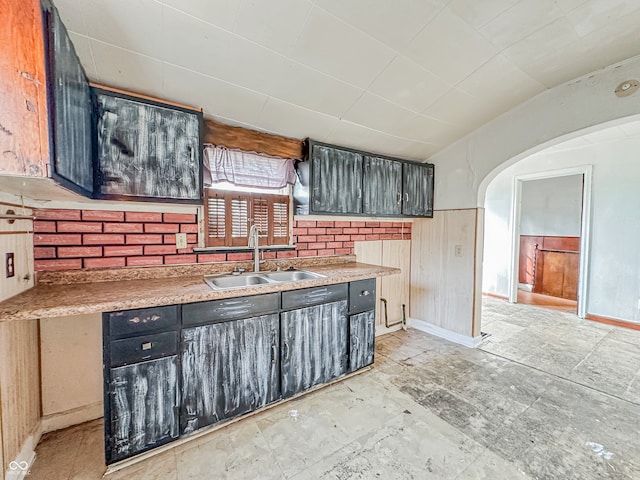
top-left (175, 233), bottom-right (187, 249)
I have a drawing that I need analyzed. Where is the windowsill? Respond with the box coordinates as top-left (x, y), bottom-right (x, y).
top-left (193, 245), bottom-right (296, 254)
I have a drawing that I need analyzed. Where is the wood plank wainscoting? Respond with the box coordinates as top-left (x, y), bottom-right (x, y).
top-left (519, 235), bottom-right (580, 301)
top-left (354, 240), bottom-right (411, 333)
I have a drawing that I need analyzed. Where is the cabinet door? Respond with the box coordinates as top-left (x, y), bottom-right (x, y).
top-left (281, 300), bottom-right (348, 398)
top-left (349, 310), bottom-right (375, 372)
top-left (311, 144), bottom-right (363, 214)
top-left (363, 156), bottom-right (402, 216)
top-left (180, 314), bottom-right (280, 434)
top-left (43, 2), bottom-right (94, 195)
top-left (402, 162), bottom-right (434, 217)
top-left (94, 90), bottom-right (202, 202)
top-left (107, 356), bottom-right (179, 463)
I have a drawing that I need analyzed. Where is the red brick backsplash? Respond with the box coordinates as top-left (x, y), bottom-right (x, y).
top-left (32, 208), bottom-right (412, 271)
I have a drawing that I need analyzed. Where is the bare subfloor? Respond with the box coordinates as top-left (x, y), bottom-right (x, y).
top-left (29, 299), bottom-right (640, 479)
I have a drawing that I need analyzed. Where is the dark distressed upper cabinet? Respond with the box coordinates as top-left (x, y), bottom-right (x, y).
top-left (310, 143), bottom-right (363, 214)
top-left (300, 139), bottom-right (434, 218)
top-left (42, 1), bottom-right (94, 196)
top-left (363, 156), bottom-right (402, 216)
top-left (180, 313), bottom-right (280, 434)
top-left (281, 300), bottom-right (349, 398)
top-left (107, 356), bottom-right (179, 463)
top-left (94, 89), bottom-right (202, 203)
top-left (402, 162), bottom-right (434, 217)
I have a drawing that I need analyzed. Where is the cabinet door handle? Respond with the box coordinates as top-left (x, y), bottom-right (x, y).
top-left (188, 146), bottom-right (195, 163)
top-left (283, 341), bottom-right (290, 361)
top-left (351, 335), bottom-right (359, 350)
top-left (397, 192), bottom-right (402, 205)
top-left (404, 192), bottom-right (409, 202)
top-left (361, 290), bottom-right (370, 297)
top-left (271, 344), bottom-right (278, 364)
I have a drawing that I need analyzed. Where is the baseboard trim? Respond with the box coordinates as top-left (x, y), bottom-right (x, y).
top-left (5, 423), bottom-right (41, 480)
top-left (482, 292), bottom-right (509, 301)
top-left (41, 401), bottom-right (103, 434)
top-left (408, 318), bottom-right (483, 348)
top-left (586, 313), bottom-right (640, 331)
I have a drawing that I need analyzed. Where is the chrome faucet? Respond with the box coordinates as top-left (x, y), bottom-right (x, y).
top-left (248, 224), bottom-right (261, 272)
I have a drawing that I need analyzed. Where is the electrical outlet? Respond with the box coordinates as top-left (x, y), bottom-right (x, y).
top-left (175, 233), bottom-right (187, 250)
top-left (454, 245), bottom-right (463, 257)
top-left (6, 252), bottom-right (15, 278)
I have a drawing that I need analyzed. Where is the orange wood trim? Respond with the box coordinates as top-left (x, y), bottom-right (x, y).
top-left (89, 82), bottom-right (202, 112)
top-left (203, 119), bottom-right (304, 159)
top-left (586, 313), bottom-right (640, 331)
top-left (482, 292), bottom-right (509, 301)
top-left (0, 231), bottom-right (32, 235)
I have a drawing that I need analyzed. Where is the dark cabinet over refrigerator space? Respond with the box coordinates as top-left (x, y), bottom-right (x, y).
top-left (42, 0), bottom-right (94, 196)
top-left (298, 139), bottom-right (434, 218)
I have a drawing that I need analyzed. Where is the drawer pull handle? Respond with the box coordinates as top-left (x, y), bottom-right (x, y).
top-left (141, 342), bottom-right (153, 351)
top-left (361, 290), bottom-right (370, 296)
top-left (221, 300), bottom-right (247, 306)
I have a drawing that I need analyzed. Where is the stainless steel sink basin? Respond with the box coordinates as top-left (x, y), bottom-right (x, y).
top-left (203, 269), bottom-right (326, 290)
top-left (204, 274), bottom-right (272, 290)
top-left (262, 270), bottom-right (327, 282)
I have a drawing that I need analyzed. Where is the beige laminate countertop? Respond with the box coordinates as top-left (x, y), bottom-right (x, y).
top-left (0, 262), bottom-right (399, 322)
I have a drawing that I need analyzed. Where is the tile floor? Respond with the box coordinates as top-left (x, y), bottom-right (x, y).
top-left (27, 298), bottom-right (640, 479)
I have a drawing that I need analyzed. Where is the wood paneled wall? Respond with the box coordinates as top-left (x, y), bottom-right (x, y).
top-left (0, 320), bottom-right (41, 472)
top-left (0, 0), bottom-right (49, 177)
top-left (203, 119), bottom-right (304, 159)
top-left (354, 239), bottom-right (411, 330)
top-left (410, 209), bottom-right (481, 338)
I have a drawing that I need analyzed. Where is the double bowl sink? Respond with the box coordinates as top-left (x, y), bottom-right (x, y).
top-left (204, 269), bottom-right (326, 291)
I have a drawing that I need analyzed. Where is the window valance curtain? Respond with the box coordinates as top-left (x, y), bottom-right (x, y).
top-left (203, 144), bottom-right (297, 189)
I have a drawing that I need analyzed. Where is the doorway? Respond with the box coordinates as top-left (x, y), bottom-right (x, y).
top-left (508, 166), bottom-right (592, 318)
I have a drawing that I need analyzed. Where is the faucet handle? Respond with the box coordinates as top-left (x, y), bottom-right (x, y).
top-left (232, 266), bottom-right (246, 275)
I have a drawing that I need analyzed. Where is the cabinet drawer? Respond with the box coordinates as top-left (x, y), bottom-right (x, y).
top-left (182, 293), bottom-right (280, 327)
top-left (110, 331), bottom-right (178, 367)
top-left (107, 306), bottom-right (178, 338)
top-left (282, 283), bottom-right (348, 310)
top-left (349, 279), bottom-right (376, 314)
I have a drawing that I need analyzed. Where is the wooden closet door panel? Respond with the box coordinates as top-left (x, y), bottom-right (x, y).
top-left (540, 252), bottom-right (565, 298)
top-left (562, 253), bottom-right (579, 300)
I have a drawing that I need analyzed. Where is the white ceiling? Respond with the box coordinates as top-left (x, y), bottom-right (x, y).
top-left (547, 119), bottom-right (640, 152)
top-left (54, 0), bottom-right (640, 160)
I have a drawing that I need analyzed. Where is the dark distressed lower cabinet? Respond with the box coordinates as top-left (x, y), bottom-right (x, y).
top-left (180, 313), bottom-right (280, 434)
top-left (104, 280), bottom-right (377, 463)
top-left (107, 356), bottom-right (179, 463)
top-left (349, 310), bottom-right (375, 372)
top-left (281, 300), bottom-right (349, 398)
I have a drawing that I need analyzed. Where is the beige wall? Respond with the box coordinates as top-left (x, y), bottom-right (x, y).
top-left (40, 314), bottom-right (103, 432)
top-left (410, 209), bottom-right (483, 339)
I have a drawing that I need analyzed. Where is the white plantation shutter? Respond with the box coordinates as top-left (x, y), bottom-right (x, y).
top-left (206, 195), bottom-right (226, 244)
top-left (205, 190), bottom-right (291, 247)
top-left (273, 200), bottom-right (289, 242)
